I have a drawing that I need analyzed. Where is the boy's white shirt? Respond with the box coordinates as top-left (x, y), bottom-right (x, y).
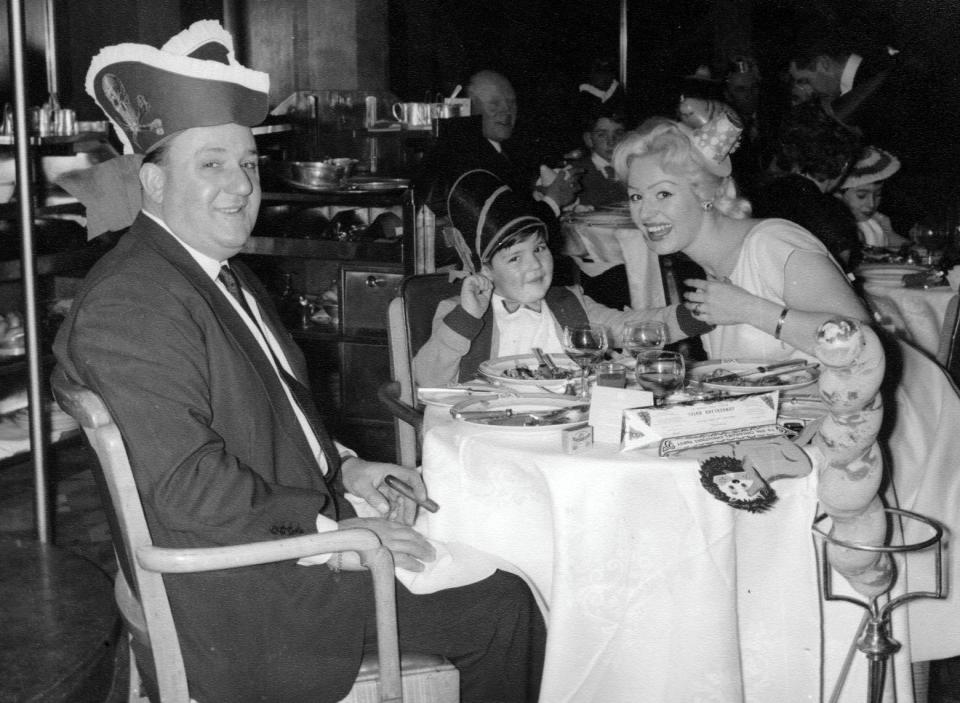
top-left (491, 293), bottom-right (565, 357)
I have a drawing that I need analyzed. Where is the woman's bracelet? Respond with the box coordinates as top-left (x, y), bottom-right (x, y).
top-left (774, 307), bottom-right (789, 340)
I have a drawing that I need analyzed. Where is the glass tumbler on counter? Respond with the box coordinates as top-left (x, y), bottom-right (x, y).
top-left (635, 350), bottom-right (686, 406)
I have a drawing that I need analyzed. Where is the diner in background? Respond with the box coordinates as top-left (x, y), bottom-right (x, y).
top-left (565, 107), bottom-right (632, 309)
top-left (413, 168), bottom-right (707, 388)
top-left (612, 113), bottom-right (870, 362)
top-left (837, 145), bottom-right (911, 249)
top-left (414, 69), bottom-right (581, 274)
top-left (751, 100), bottom-right (862, 269)
top-left (53, 21), bottom-right (545, 703)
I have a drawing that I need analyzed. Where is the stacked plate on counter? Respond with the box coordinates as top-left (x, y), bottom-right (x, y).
top-left (855, 263), bottom-right (929, 287)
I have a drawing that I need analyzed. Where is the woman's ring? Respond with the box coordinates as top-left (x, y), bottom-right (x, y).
top-left (694, 302), bottom-right (703, 316)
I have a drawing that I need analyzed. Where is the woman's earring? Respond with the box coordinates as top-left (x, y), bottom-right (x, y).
top-left (702, 201), bottom-right (714, 211)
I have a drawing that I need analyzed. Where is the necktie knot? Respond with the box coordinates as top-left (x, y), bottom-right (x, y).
top-left (604, 165), bottom-right (616, 180)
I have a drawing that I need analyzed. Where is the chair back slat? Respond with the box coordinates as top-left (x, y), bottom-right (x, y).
top-left (51, 366), bottom-right (192, 701)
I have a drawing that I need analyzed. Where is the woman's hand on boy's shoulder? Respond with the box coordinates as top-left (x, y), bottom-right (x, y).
top-left (461, 273), bottom-right (494, 319)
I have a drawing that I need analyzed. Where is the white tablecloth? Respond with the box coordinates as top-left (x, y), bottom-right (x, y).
top-left (419, 406), bottom-right (915, 702)
top-left (863, 283), bottom-right (956, 358)
top-left (884, 340), bottom-right (960, 663)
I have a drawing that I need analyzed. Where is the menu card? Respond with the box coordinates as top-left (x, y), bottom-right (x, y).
top-left (621, 391), bottom-right (784, 456)
top-left (589, 385), bottom-right (654, 444)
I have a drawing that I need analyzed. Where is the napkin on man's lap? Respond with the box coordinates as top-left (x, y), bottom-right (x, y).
top-left (298, 493), bottom-right (498, 595)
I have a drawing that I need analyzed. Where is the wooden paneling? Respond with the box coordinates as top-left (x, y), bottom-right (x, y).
top-left (242, 0), bottom-right (387, 106)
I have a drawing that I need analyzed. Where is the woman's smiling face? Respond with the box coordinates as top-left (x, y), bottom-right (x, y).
top-left (626, 154), bottom-right (704, 256)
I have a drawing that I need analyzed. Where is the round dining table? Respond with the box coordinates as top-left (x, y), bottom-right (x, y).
top-left (417, 401), bottom-right (917, 702)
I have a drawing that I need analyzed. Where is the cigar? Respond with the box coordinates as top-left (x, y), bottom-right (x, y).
top-left (385, 475), bottom-right (439, 513)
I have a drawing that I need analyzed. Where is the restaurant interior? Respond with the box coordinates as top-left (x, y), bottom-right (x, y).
top-left (2, 0), bottom-right (960, 701)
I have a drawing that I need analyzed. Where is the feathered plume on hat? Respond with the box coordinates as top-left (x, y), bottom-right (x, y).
top-left (58, 21), bottom-right (269, 240)
top-left (676, 97), bottom-right (743, 177)
top-left (85, 20), bottom-right (269, 154)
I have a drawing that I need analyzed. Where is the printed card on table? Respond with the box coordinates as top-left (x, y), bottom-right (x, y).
top-left (588, 385), bottom-right (654, 444)
top-left (621, 390), bottom-right (783, 456)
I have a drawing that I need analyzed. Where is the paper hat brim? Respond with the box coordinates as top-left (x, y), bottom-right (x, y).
top-left (447, 169), bottom-right (546, 263)
top-left (85, 20), bottom-right (269, 154)
top-left (840, 146), bottom-right (901, 190)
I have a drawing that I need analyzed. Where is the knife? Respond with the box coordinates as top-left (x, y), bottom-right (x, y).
top-left (706, 359), bottom-right (809, 384)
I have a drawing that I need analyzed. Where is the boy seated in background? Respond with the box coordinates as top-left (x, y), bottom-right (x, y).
top-left (837, 146), bottom-right (910, 249)
top-left (566, 109), bottom-right (632, 309)
top-left (414, 169), bottom-right (707, 387)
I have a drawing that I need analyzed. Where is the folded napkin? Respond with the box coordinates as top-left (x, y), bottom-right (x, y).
top-left (56, 154), bottom-right (144, 239)
top-left (298, 493), bottom-right (498, 594)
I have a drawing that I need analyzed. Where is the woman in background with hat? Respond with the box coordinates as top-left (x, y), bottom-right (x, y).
top-left (838, 145), bottom-right (910, 249)
top-left (413, 168), bottom-right (699, 387)
top-left (614, 114), bottom-right (870, 362)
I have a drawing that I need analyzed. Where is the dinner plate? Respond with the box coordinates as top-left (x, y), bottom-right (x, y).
top-left (417, 387), bottom-right (510, 408)
top-left (479, 354), bottom-right (580, 392)
top-left (450, 394), bottom-right (588, 432)
top-left (855, 263), bottom-right (928, 286)
top-left (689, 359), bottom-right (820, 395)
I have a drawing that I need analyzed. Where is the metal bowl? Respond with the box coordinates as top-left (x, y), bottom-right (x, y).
top-left (282, 160), bottom-right (356, 191)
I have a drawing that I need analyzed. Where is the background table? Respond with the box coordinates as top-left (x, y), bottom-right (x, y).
top-left (862, 282), bottom-right (956, 358)
top-left (419, 406), bottom-right (915, 702)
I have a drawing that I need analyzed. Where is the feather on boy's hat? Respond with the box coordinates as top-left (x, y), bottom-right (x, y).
top-left (840, 146), bottom-right (900, 190)
top-left (447, 169), bottom-right (547, 267)
top-left (85, 20), bottom-right (269, 154)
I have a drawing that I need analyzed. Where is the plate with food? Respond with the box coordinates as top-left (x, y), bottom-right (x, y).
top-left (449, 394), bottom-right (589, 432)
top-left (478, 354), bottom-right (580, 392)
top-left (417, 386), bottom-right (513, 408)
top-left (855, 263), bottom-right (929, 286)
top-left (689, 359), bottom-right (820, 395)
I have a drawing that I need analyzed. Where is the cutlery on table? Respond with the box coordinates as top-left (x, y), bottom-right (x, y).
top-left (532, 347), bottom-right (564, 379)
top-left (706, 359), bottom-right (814, 384)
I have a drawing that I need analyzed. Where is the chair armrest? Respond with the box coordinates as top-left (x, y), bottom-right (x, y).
top-left (136, 528), bottom-right (384, 574)
top-left (377, 380), bottom-right (423, 431)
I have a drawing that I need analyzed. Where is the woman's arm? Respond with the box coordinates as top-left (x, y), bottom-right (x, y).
top-left (685, 250), bottom-right (870, 357)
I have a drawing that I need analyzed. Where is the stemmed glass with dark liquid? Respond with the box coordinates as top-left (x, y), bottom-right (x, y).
top-left (561, 324), bottom-right (608, 399)
top-left (635, 350), bottom-right (686, 406)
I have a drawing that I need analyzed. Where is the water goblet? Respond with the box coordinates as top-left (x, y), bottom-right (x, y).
top-left (562, 324), bottom-right (608, 399)
top-left (621, 321), bottom-right (667, 357)
top-left (635, 350), bottom-right (686, 406)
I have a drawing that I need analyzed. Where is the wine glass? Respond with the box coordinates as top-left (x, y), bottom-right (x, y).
top-left (561, 324), bottom-right (608, 399)
top-left (635, 350), bottom-right (686, 406)
top-left (621, 321), bottom-right (667, 357)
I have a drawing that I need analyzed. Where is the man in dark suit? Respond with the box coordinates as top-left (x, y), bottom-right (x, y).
top-left (54, 21), bottom-right (544, 703)
top-left (416, 70), bottom-right (580, 280)
top-left (787, 26), bottom-right (931, 172)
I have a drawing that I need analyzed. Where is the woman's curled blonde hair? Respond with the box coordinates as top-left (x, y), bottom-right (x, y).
top-left (612, 119), bottom-right (751, 219)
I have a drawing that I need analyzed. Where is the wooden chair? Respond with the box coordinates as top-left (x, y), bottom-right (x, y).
top-left (50, 366), bottom-right (458, 703)
top-left (380, 273), bottom-right (463, 466)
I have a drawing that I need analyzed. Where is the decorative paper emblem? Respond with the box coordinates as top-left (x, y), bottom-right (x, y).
top-left (698, 454), bottom-right (778, 513)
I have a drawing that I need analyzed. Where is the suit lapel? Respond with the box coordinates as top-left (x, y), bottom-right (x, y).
top-left (136, 216), bottom-right (321, 470)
